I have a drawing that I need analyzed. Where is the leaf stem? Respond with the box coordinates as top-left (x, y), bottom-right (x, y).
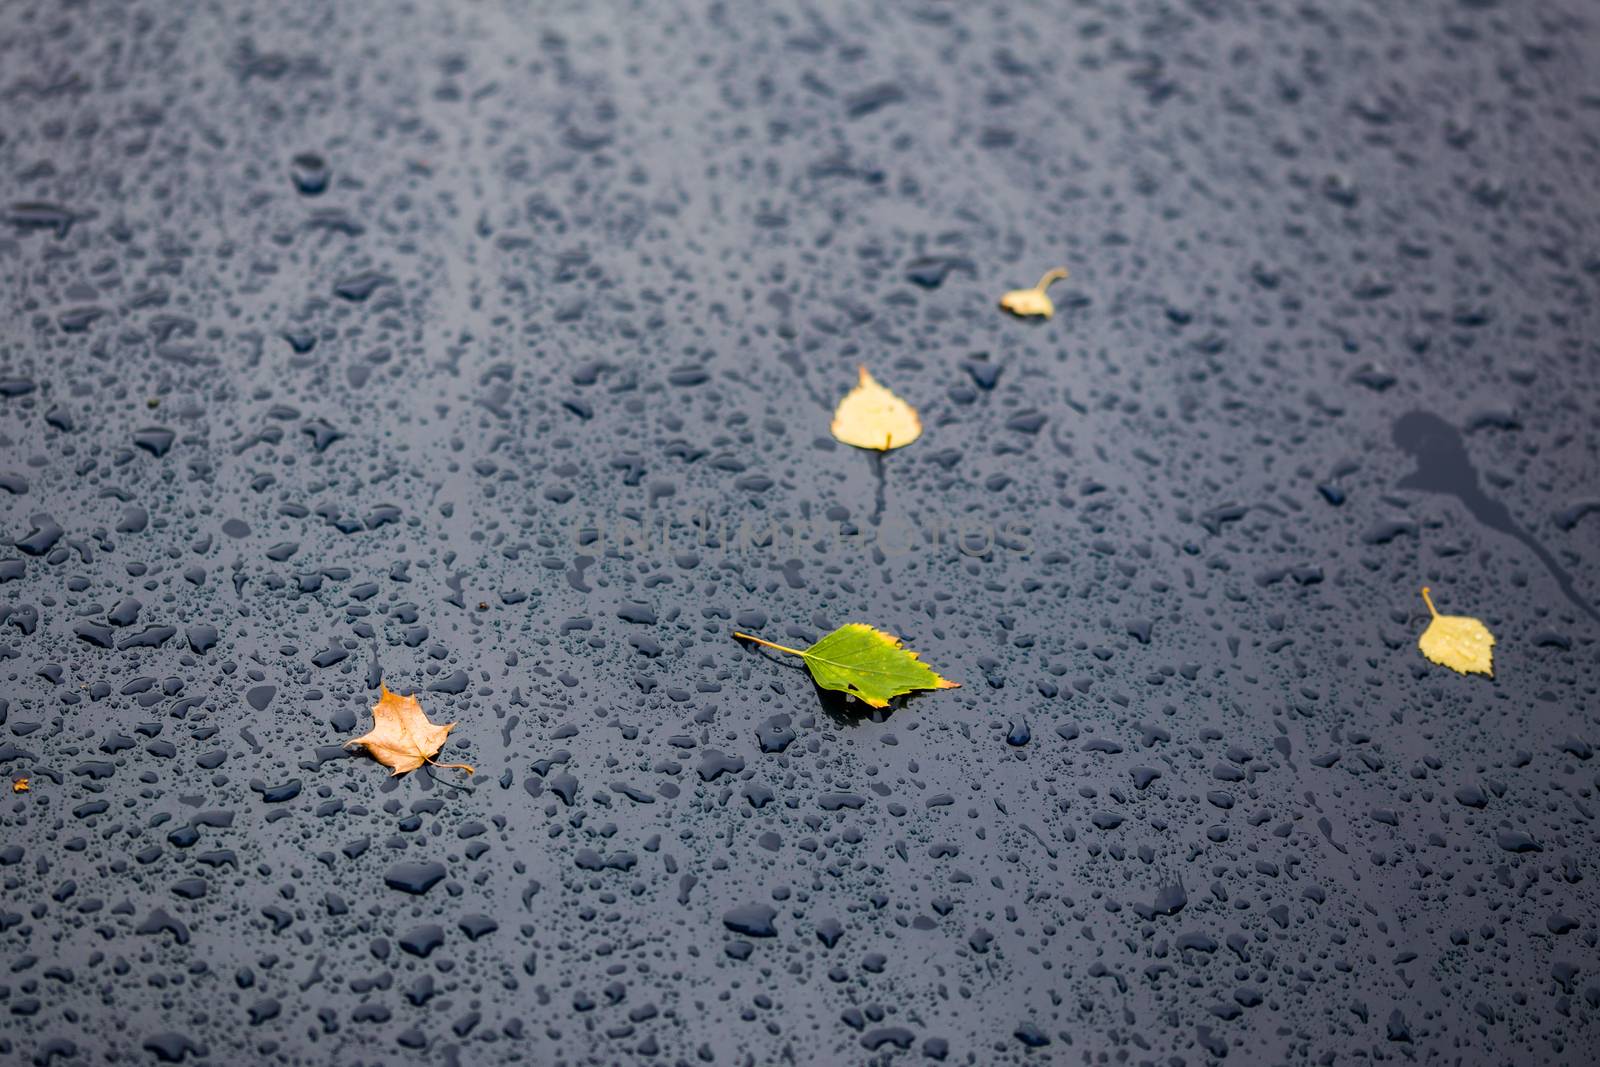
top-left (1420, 586), bottom-right (1438, 619)
top-left (1033, 267), bottom-right (1069, 292)
top-left (422, 763), bottom-right (476, 792)
top-left (732, 632), bottom-right (808, 658)
top-left (425, 756), bottom-right (476, 775)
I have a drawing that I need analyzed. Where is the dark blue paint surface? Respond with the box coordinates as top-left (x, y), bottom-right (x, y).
top-left (3, 1), bottom-right (1599, 1063)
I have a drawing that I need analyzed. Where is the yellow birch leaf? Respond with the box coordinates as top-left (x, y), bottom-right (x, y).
top-left (999, 267), bottom-right (1070, 319)
top-left (1417, 586), bottom-right (1495, 677)
top-left (344, 683), bottom-right (476, 776)
top-left (831, 366), bottom-right (922, 451)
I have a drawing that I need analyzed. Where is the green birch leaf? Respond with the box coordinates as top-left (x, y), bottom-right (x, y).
top-left (733, 623), bottom-right (960, 708)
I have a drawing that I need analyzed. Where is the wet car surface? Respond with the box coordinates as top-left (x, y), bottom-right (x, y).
top-left (3, 1), bottom-right (1600, 1064)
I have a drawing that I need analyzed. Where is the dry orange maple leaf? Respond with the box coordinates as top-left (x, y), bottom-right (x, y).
top-left (345, 683), bottom-right (475, 776)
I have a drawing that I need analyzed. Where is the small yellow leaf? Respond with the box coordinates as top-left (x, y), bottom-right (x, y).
top-left (344, 683), bottom-right (475, 776)
top-left (999, 267), bottom-right (1070, 320)
top-left (12, 777), bottom-right (29, 794)
top-left (1417, 586), bottom-right (1495, 677)
top-left (831, 366), bottom-right (922, 451)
